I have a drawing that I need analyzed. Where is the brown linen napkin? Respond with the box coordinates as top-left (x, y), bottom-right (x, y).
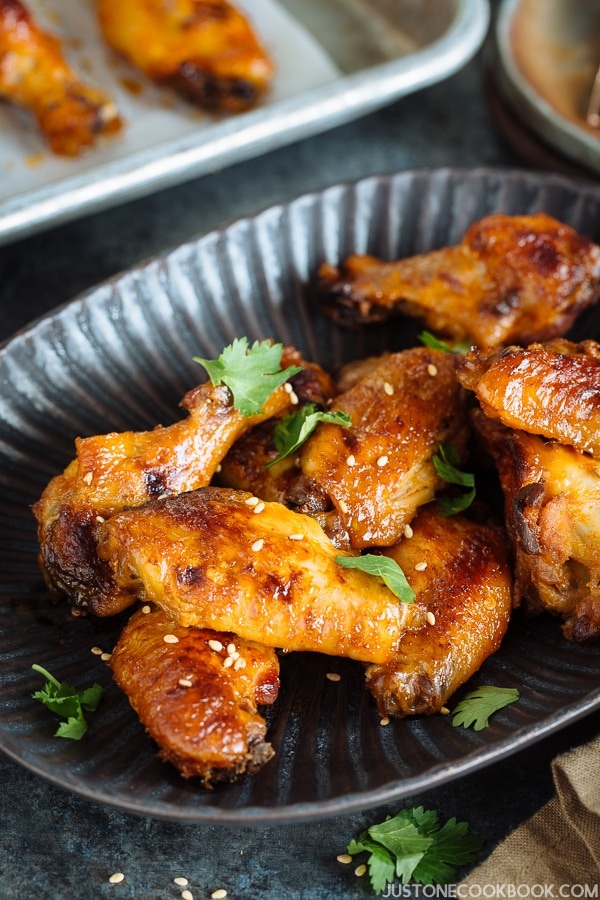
top-left (460, 735), bottom-right (600, 886)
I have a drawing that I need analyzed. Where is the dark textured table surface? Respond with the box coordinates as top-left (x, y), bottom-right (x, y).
top-left (2, 4), bottom-right (600, 898)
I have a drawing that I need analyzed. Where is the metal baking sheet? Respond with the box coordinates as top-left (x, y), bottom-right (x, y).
top-left (0, 0), bottom-right (489, 246)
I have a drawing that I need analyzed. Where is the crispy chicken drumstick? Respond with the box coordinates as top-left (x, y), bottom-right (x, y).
top-left (0, 0), bottom-right (121, 155)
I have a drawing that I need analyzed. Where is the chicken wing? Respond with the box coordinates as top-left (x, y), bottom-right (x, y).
top-left (365, 504), bottom-right (513, 716)
top-left (471, 410), bottom-right (600, 644)
top-left (97, 487), bottom-right (429, 664)
top-left (0, 0), bottom-right (121, 155)
top-left (33, 349), bottom-right (303, 616)
top-left (289, 348), bottom-right (470, 549)
top-left (457, 339), bottom-right (600, 457)
top-left (110, 607), bottom-right (279, 783)
top-left (317, 214), bottom-right (600, 349)
top-left (97, 0), bottom-right (274, 112)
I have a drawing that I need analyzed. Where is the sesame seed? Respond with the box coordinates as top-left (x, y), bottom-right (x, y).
top-left (289, 391), bottom-right (299, 405)
top-left (215, 463), bottom-right (222, 473)
top-left (174, 877), bottom-right (189, 887)
top-left (91, 646), bottom-right (103, 656)
top-left (108, 873), bottom-right (125, 884)
top-left (227, 642), bottom-right (237, 655)
top-left (338, 499), bottom-right (349, 514)
top-left (163, 634), bottom-right (179, 644)
top-left (211, 890), bottom-right (228, 899)
top-left (426, 611), bottom-right (436, 626)
top-left (208, 639), bottom-right (223, 652)
top-left (141, 604), bottom-right (151, 614)
top-left (403, 524), bottom-right (414, 539)
top-left (101, 652), bottom-right (112, 662)
top-left (253, 501), bottom-right (265, 514)
top-left (251, 538), bottom-right (264, 552)
top-left (383, 381), bottom-right (394, 396)
top-left (376, 455), bottom-right (389, 467)
top-left (96, 515), bottom-right (105, 524)
top-left (284, 382), bottom-right (293, 393)
top-left (178, 678), bottom-right (193, 687)
top-left (233, 657), bottom-right (247, 670)
top-left (245, 496), bottom-right (259, 506)
top-left (83, 471), bottom-right (93, 485)
top-left (326, 672), bottom-right (341, 682)
top-left (346, 455), bottom-right (356, 467)
top-left (288, 533), bottom-right (304, 541)
top-left (182, 891), bottom-right (194, 900)
top-left (337, 854), bottom-right (353, 864)
top-left (414, 561), bottom-right (428, 572)
top-left (380, 716), bottom-right (391, 726)
top-left (355, 864), bottom-right (367, 877)
top-left (440, 706), bottom-right (450, 715)
top-left (223, 656), bottom-right (234, 668)
top-left (427, 363), bottom-right (438, 376)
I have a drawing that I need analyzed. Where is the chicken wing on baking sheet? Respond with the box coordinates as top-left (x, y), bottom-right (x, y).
top-left (33, 347), bottom-right (312, 617)
top-left (110, 607), bottom-right (280, 784)
top-left (469, 410), bottom-right (600, 645)
top-left (317, 214), bottom-right (600, 349)
top-left (365, 504), bottom-right (513, 716)
top-left (97, 0), bottom-right (274, 112)
top-left (457, 339), bottom-right (600, 457)
top-left (0, 0), bottom-right (121, 155)
top-left (96, 486), bottom-right (429, 664)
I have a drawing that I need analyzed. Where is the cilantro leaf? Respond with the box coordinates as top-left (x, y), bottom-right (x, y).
top-left (193, 337), bottom-right (303, 417)
top-left (452, 685), bottom-right (520, 731)
top-left (335, 554), bottom-right (415, 603)
top-left (265, 403), bottom-right (352, 467)
top-left (31, 664), bottom-right (104, 740)
top-left (419, 331), bottom-right (471, 354)
top-left (345, 806), bottom-right (482, 893)
top-left (433, 443), bottom-right (476, 516)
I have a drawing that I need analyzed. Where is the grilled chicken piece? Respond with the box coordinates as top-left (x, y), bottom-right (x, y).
top-left (457, 339), bottom-right (600, 457)
top-left (318, 213), bottom-right (600, 349)
top-left (0, 0), bottom-right (121, 155)
top-left (33, 350), bottom-right (305, 616)
top-left (365, 504), bottom-right (513, 716)
top-left (471, 410), bottom-right (600, 644)
top-left (111, 608), bottom-right (279, 784)
top-left (289, 348), bottom-right (469, 549)
top-left (97, 0), bottom-right (274, 112)
top-left (97, 487), bottom-right (429, 664)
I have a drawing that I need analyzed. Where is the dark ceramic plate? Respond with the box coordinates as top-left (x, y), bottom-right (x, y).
top-left (2, 168), bottom-right (600, 824)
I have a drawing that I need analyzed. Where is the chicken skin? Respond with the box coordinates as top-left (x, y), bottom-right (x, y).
top-left (365, 504), bottom-right (513, 716)
top-left (457, 339), bottom-right (600, 457)
top-left (110, 607), bottom-right (279, 784)
top-left (33, 350), bottom-right (305, 616)
top-left (471, 410), bottom-right (600, 644)
top-left (289, 348), bottom-right (470, 549)
top-left (97, 487), bottom-right (429, 664)
top-left (97, 0), bottom-right (274, 112)
top-left (318, 213), bottom-right (600, 349)
top-left (0, 0), bottom-right (121, 155)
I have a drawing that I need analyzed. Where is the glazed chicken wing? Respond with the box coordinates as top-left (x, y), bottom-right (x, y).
top-left (0, 0), bottom-right (121, 155)
top-left (457, 339), bottom-right (600, 457)
top-left (97, 0), bottom-right (274, 112)
top-left (471, 410), bottom-right (600, 644)
top-left (318, 214), bottom-right (600, 349)
top-left (289, 348), bottom-right (469, 549)
top-left (365, 504), bottom-right (513, 716)
top-left (33, 351), bottom-right (304, 616)
top-left (97, 487), bottom-right (429, 664)
top-left (110, 607), bottom-right (279, 784)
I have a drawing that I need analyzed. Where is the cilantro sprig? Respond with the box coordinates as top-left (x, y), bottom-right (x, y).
top-left (419, 330), bottom-right (471, 355)
top-left (451, 685), bottom-right (520, 731)
top-left (265, 403), bottom-right (352, 467)
top-left (193, 338), bottom-right (302, 417)
top-left (433, 443), bottom-right (476, 516)
top-left (31, 664), bottom-right (104, 740)
top-left (346, 805), bottom-right (482, 892)
top-left (335, 554), bottom-right (415, 604)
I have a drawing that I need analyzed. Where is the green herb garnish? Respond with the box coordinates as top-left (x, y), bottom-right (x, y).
top-left (193, 337), bottom-right (303, 417)
top-left (335, 554), bottom-right (415, 603)
top-left (419, 330), bottom-right (471, 355)
top-left (31, 664), bottom-right (103, 740)
top-left (345, 805), bottom-right (482, 892)
top-left (452, 685), bottom-right (520, 731)
top-left (265, 403), bottom-right (352, 467)
top-left (433, 443), bottom-right (476, 515)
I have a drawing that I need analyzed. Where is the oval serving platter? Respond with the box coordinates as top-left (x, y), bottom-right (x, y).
top-left (2, 167), bottom-right (600, 824)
